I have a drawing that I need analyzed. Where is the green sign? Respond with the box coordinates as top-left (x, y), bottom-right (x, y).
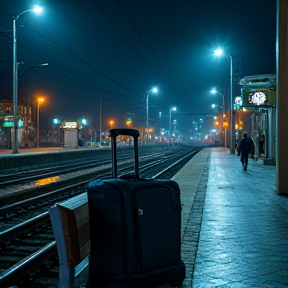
top-left (3, 118), bottom-right (24, 128)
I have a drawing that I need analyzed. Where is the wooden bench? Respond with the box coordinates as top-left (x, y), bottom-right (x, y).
top-left (49, 193), bottom-right (90, 288)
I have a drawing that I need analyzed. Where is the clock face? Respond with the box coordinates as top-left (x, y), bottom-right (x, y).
top-left (248, 92), bottom-right (267, 105)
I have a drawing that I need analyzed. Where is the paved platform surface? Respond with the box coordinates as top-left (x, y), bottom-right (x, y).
top-left (175, 147), bottom-right (288, 288)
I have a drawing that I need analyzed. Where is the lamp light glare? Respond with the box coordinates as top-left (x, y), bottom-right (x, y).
top-left (33, 6), bottom-right (43, 14)
top-left (214, 48), bottom-right (223, 57)
top-left (152, 87), bottom-right (158, 93)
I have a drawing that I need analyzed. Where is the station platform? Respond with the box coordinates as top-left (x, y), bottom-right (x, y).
top-left (174, 147), bottom-right (288, 287)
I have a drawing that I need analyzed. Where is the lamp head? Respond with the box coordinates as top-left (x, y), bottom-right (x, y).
top-left (33, 6), bottom-right (43, 14)
top-left (214, 48), bottom-right (223, 57)
top-left (152, 87), bottom-right (158, 93)
top-left (211, 89), bottom-right (217, 94)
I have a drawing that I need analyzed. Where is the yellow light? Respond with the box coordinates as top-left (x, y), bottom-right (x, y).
top-left (35, 176), bottom-right (60, 186)
top-left (109, 119), bottom-right (114, 126)
top-left (214, 121), bottom-right (219, 126)
top-left (38, 98), bottom-right (44, 103)
top-left (223, 122), bottom-right (229, 127)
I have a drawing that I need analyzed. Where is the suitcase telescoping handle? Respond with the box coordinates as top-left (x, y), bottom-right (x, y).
top-left (109, 128), bottom-right (140, 179)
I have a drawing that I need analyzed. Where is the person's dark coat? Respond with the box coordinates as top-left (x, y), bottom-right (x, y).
top-left (237, 136), bottom-right (255, 156)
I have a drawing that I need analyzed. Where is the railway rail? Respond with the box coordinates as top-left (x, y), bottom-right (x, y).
top-left (0, 145), bottom-right (173, 187)
top-left (0, 146), bottom-right (201, 288)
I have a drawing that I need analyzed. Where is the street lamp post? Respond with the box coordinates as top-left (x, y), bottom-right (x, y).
top-left (144, 87), bottom-right (158, 144)
top-left (37, 98), bottom-right (44, 148)
top-left (12, 6), bottom-right (43, 154)
top-left (27, 63), bottom-right (49, 107)
top-left (214, 48), bottom-right (234, 154)
top-left (53, 118), bottom-right (59, 144)
top-left (82, 118), bottom-right (86, 140)
top-left (211, 89), bottom-right (226, 148)
top-left (169, 107), bottom-right (176, 141)
top-left (19, 63), bottom-right (49, 106)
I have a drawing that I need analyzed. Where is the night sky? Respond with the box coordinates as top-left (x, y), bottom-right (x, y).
top-left (0, 0), bottom-right (276, 139)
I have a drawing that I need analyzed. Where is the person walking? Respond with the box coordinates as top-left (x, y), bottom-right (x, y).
top-left (237, 133), bottom-right (255, 171)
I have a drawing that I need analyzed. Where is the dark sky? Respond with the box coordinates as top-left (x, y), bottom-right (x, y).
top-left (0, 0), bottom-right (276, 138)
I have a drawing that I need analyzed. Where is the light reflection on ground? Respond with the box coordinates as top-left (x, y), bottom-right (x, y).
top-left (35, 176), bottom-right (60, 186)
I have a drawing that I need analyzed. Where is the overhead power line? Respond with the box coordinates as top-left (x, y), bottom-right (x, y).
top-left (57, 8), bottom-right (148, 87)
top-left (92, 0), bottom-right (164, 83)
top-left (19, 21), bottom-right (142, 97)
top-left (114, 0), bottom-right (184, 95)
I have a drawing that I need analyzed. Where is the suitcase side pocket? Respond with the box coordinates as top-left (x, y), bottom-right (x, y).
top-left (134, 185), bottom-right (181, 273)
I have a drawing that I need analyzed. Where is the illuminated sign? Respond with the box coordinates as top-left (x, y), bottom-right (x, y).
top-left (61, 121), bottom-right (78, 129)
top-left (241, 88), bottom-right (276, 107)
top-left (248, 92), bottom-right (266, 105)
top-left (3, 116), bottom-right (24, 128)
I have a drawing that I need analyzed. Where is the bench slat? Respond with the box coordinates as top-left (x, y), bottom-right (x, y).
top-left (49, 192), bottom-right (90, 288)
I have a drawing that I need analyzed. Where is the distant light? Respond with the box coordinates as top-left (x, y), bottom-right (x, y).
top-left (212, 104), bottom-right (216, 109)
top-left (82, 118), bottom-right (87, 125)
top-left (214, 48), bottom-right (223, 57)
top-left (152, 87), bottom-right (158, 93)
top-left (33, 6), bottom-right (43, 14)
top-left (53, 118), bottom-right (58, 124)
top-left (211, 89), bottom-right (217, 94)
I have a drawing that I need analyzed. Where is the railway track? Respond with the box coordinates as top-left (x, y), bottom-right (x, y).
top-left (0, 146), bottom-right (201, 288)
top-left (0, 145), bottom-right (173, 187)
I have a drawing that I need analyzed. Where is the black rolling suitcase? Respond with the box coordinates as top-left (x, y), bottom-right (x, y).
top-left (87, 128), bottom-right (185, 288)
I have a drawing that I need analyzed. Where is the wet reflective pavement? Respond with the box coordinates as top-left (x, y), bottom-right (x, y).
top-left (191, 148), bottom-right (288, 287)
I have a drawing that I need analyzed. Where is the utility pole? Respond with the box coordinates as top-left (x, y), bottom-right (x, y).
top-left (99, 93), bottom-right (102, 143)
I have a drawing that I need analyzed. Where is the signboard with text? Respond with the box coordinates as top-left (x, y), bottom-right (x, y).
top-left (61, 121), bottom-right (78, 129)
top-left (3, 116), bottom-right (24, 127)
